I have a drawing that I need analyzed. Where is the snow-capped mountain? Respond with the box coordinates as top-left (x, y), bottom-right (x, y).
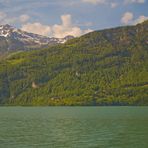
top-left (0, 24), bottom-right (74, 53)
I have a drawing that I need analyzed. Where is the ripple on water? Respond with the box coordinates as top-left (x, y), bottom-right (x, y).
top-left (0, 107), bottom-right (148, 148)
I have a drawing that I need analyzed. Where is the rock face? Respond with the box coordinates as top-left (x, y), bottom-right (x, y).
top-left (32, 82), bottom-right (38, 89)
top-left (0, 24), bottom-right (74, 53)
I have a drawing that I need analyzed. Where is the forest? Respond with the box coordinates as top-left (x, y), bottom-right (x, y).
top-left (0, 20), bottom-right (147, 106)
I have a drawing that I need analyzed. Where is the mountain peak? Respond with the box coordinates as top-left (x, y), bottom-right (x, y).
top-left (0, 24), bottom-right (74, 52)
top-left (0, 24), bottom-right (15, 30)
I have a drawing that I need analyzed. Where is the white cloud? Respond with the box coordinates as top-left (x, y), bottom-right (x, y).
top-left (121, 12), bottom-right (134, 24)
top-left (111, 2), bottom-right (118, 8)
top-left (124, 0), bottom-right (145, 4)
top-left (82, 0), bottom-right (119, 8)
top-left (52, 14), bottom-right (92, 38)
top-left (0, 11), bottom-right (92, 38)
top-left (21, 22), bottom-right (51, 36)
top-left (121, 12), bottom-right (147, 25)
top-left (0, 11), bottom-right (7, 20)
top-left (82, 0), bottom-right (106, 5)
top-left (0, 11), bottom-right (17, 24)
top-left (61, 14), bottom-right (71, 27)
top-left (19, 14), bottom-right (30, 23)
top-left (0, 11), bottom-right (30, 25)
top-left (133, 15), bottom-right (148, 24)
top-left (21, 14), bottom-right (93, 38)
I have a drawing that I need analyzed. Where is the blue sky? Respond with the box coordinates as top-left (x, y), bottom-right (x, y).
top-left (0, 0), bottom-right (147, 37)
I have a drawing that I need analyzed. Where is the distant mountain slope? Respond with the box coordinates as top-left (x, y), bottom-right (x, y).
top-left (0, 20), bottom-right (148, 105)
top-left (0, 24), bottom-right (74, 53)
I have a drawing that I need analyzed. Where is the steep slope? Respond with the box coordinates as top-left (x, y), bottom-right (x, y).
top-left (0, 24), bottom-right (74, 53)
top-left (0, 21), bottom-right (148, 105)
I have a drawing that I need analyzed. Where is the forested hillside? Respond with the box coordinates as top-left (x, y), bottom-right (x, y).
top-left (0, 21), bottom-right (148, 106)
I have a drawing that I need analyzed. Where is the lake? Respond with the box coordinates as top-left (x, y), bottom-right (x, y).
top-left (0, 107), bottom-right (148, 148)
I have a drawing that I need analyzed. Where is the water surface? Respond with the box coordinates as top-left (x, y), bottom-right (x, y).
top-left (0, 107), bottom-right (148, 148)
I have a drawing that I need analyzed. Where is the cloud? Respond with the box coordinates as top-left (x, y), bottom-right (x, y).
top-left (124, 0), bottom-right (145, 4)
top-left (82, 0), bottom-right (106, 5)
top-left (133, 15), bottom-right (148, 24)
top-left (0, 11), bottom-right (30, 25)
top-left (121, 12), bottom-right (134, 24)
top-left (52, 14), bottom-right (92, 38)
top-left (21, 22), bottom-right (51, 36)
top-left (0, 11), bottom-right (9, 24)
top-left (81, 0), bottom-right (119, 8)
top-left (110, 2), bottom-right (118, 8)
top-left (121, 12), bottom-right (147, 25)
top-left (0, 11), bottom-right (7, 20)
top-left (21, 14), bottom-right (93, 38)
top-left (0, 11), bottom-right (92, 38)
top-left (19, 14), bottom-right (30, 23)
top-left (0, 11), bottom-right (14, 24)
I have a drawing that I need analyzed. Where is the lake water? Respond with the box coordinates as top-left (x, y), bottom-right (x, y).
top-left (0, 107), bottom-right (148, 148)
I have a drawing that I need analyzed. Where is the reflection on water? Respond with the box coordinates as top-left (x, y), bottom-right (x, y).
top-left (0, 107), bottom-right (148, 148)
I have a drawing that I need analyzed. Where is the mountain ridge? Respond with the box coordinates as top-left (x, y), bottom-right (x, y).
top-left (0, 24), bottom-right (74, 53)
top-left (0, 20), bottom-right (147, 106)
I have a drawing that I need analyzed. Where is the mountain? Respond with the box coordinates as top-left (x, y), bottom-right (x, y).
top-left (0, 20), bottom-right (148, 106)
top-left (0, 24), bottom-right (74, 53)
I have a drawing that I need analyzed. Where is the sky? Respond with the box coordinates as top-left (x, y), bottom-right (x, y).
top-left (0, 0), bottom-right (147, 38)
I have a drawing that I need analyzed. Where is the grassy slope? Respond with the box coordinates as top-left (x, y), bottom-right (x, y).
top-left (0, 21), bottom-right (148, 106)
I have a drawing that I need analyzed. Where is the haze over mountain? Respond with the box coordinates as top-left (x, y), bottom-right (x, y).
top-left (0, 20), bottom-right (147, 106)
top-left (0, 24), bottom-right (74, 53)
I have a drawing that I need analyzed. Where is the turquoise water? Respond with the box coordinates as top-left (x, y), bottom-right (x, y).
top-left (0, 107), bottom-right (148, 148)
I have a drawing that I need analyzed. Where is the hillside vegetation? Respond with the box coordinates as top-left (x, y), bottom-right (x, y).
top-left (0, 21), bottom-right (148, 106)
